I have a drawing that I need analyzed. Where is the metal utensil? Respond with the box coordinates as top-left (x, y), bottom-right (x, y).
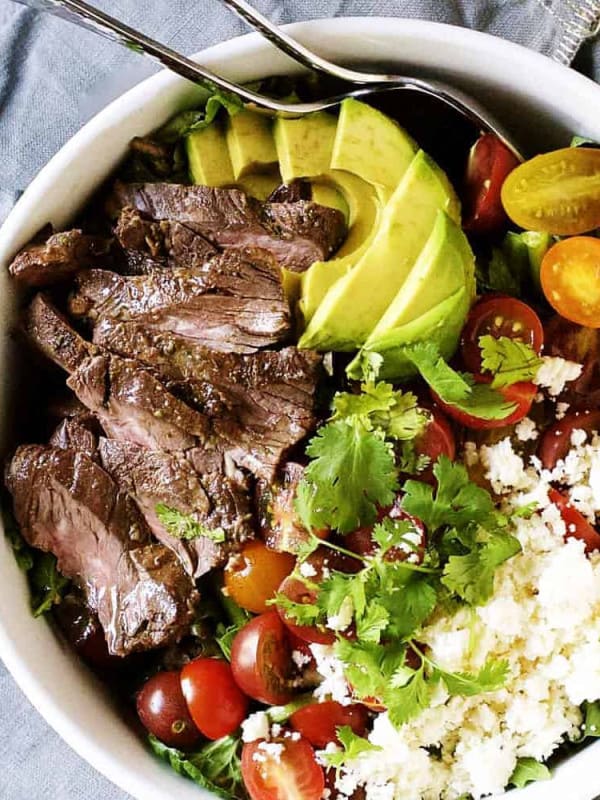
top-left (13, 0), bottom-right (523, 158)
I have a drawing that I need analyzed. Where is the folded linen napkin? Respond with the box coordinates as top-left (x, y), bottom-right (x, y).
top-left (1, 2), bottom-right (600, 799)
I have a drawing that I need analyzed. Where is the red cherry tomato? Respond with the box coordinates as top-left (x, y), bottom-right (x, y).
top-left (345, 503), bottom-right (426, 565)
top-left (433, 379), bottom-right (536, 430)
top-left (136, 671), bottom-right (201, 749)
top-left (180, 658), bottom-right (249, 740)
top-left (538, 410), bottom-right (600, 469)
top-left (231, 611), bottom-right (297, 705)
top-left (463, 134), bottom-right (520, 236)
top-left (241, 735), bottom-right (325, 800)
top-left (290, 701), bottom-right (369, 749)
top-left (413, 408), bottom-right (456, 482)
top-left (461, 296), bottom-right (544, 374)
top-left (548, 488), bottom-right (600, 553)
top-left (224, 540), bottom-right (295, 614)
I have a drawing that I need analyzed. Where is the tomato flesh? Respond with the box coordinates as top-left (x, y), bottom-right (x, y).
top-left (432, 380), bottom-right (536, 430)
top-left (290, 701), bottom-right (369, 748)
top-left (541, 237), bottom-right (600, 328)
top-left (501, 147), bottom-right (600, 235)
top-left (538, 410), bottom-right (600, 469)
top-left (242, 736), bottom-right (325, 800)
top-left (231, 611), bottom-right (297, 705)
top-left (180, 658), bottom-right (249, 740)
top-left (224, 540), bottom-right (295, 614)
top-left (136, 671), bottom-right (201, 749)
top-left (548, 488), bottom-right (600, 553)
top-left (461, 296), bottom-right (544, 374)
top-left (463, 134), bottom-right (520, 236)
top-left (413, 407), bottom-right (456, 482)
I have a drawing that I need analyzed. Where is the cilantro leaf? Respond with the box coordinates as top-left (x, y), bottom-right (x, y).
top-left (335, 639), bottom-right (407, 701)
top-left (384, 666), bottom-right (432, 726)
top-left (323, 726), bottom-right (382, 771)
top-left (400, 342), bottom-right (517, 421)
top-left (156, 505), bottom-right (225, 543)
top-left (441, 532), bottom-right (521, 606)
top-left (3, 506), bottom-right (34, 572)
top-left (509, 757), bottom-right (551, 789)
top-left (383, 572), bottom-right (437, 639)
top-left (30, 553), bottom-right (69, 617)
top-left (402, 457), bottom-right (494, 533)
top-left (479, 335), bottom-right (543, 389)
top-left (273, 587), bottom-right (320, 626)
top-left (332, 382), bottom-right (427, 441)
top-left (298, 418), bottom-right (398, 533)
top-left (438, 658), bottom-right (510, 696)
top-left (356, 602), bottom-right (389, 643)
top-left (371, 518), bottom-right (415, 556)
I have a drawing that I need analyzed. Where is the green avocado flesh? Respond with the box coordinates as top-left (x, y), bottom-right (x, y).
top-left (298, 150), bottom-right (462, 351)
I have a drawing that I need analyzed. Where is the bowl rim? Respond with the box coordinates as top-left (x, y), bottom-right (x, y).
top-left (2, 16), bottom-right (600, 800)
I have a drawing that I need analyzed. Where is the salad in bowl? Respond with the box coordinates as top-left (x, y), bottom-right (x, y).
top-left (5, 70), bottom-right (600, 800)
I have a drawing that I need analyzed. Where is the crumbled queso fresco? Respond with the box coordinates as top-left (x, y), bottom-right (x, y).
top-left (308, 421), bottom-right (600, 800)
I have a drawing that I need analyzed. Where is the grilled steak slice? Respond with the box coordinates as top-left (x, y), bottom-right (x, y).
top-left (49, 413), bottom-right (100, 460)
top-left (67, 353), bottom-right (211, 452)
top-left (93, 321), bottom-right (322, 479)
top-left (6, 445), bottom-right (198, 656)
top-left (99, 439), bottom-right (254, 578)
top-left (69, 249), bottom-right (290, 352)
top-left (9, 229), bottom-right (112, 287)
top-left (24, 294), bottom-right (96, 373)
top-left (111, 182), bottom-right (346, 271)
top-left (115, 207), bottom-right (217, 269)
top-left (268, 180), bottom-right (312, 204)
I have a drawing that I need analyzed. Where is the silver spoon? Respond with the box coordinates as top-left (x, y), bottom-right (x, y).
top-left (14, 0), bottom-right (523, 159)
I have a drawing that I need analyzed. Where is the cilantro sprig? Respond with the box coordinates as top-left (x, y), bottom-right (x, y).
top-left (156, 505), bottom-right (226, 543)
top-left (479, 335), bottom-right (542, 389)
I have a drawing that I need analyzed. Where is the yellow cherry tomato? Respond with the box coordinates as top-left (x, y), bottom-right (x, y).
top-left (224, 540), bottom-right (295, 614)
top-left (541, 236), bottom-right (600, 327)
top-left (501, 147), bottom-right (600, 235)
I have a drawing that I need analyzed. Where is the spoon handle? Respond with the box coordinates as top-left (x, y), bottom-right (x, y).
top-left (10, 0), bottom-right (322, 113)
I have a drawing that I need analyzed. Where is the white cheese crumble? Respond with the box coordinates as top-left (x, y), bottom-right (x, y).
top-left (310, 643), bottom-right (352, 705)
top-left (536, 356), bottom-right (582, 397)
top-left (291, 648), bottom-right (311, 669)
top-left (299, 560), bottom-right (317, 578)
top-left (241, 711), bottom-right (270, 743)
top-left (515, 417), bottom-right (538, 442)
top-left (252, 741), bottom-right (284, 764)
top-left (327, 595), bottom-right (354, 632)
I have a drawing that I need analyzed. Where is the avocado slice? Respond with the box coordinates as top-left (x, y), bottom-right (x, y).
top-left (235, 170), bottom-right (282, 201)
top-left (367, 210), bottom-right (474, 340)
top-left (299, 150), bottom-right (460, 351)
top-left (226, 110), bottom-right (278, 179)
top-left (348, 286), bottom-right (471, 380)
top-left (331, 98), bottom-right (418, 200)
top-left (187, 123), bottom-right (235, 187)
top-left (274, 112), bottom-right (338, 182)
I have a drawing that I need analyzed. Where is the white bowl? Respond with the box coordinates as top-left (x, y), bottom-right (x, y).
top-left (1, 17), bottom-right (600, 800)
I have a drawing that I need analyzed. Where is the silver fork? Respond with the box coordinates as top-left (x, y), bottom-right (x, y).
top-left (13, 0), bottom-right (523, 158)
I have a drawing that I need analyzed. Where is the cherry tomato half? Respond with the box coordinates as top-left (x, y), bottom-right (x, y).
top-left (541, 237), bottom-right (600, 328)
top-left (345, 502), bottom-right (426, 565)
top-left (231, 611), bottom-right (297, 705)
top-left (461, 296), bottom-right (544, 374)
top-left (241, 735), bottom-right (325, 800)
top-left (501, 147), bottom-right (600, 235)
top-left (224, 540), bottom-right (296, 614)
top-left (180, 658), bottom-right (249, 740)
top-left (538, 410), bottom-right (600, 469)
top-left (548, 488), bottom-right (600, 553)
top-left (413, 407), bottom-right (456, 482)
top-left (290, 701), bottom-right (369, 749)
top-left (433, 380), bottom-right (536, 430)
top-left (544, 315), bottom-right (600, 408)
top-left (136, 670), bottom-right (201, 749)
top-left (463, 134), bottom-right (520, 236)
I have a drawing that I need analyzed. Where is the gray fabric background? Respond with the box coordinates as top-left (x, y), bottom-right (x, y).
top-left (1, 1), bottom-right (600, 798)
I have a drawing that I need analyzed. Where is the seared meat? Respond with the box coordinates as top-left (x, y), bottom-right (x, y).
top-left (111, 182), bottom-right (346, 271)
top-left (9, 228), bottom-right (112, 287)
top-left (6, 445), bottom-right (198, 656)
top-left (49, 413), bottom-right (100, 460)
top-left (115, 207), bottom-right (217, 269)
top-left (24, 293), bottom-right (96, 373)
top-left (67, 353), bottom-right (211, 452)
top-left (257, 462), bottom-right (311, 554)
top-left (69, 249), bottom-right (291, 352)
top-left (93, 321), bottom-right (322, 480)
top-left (99, 439), bottom-right (254, 578)
top-left (268, 180), bottom-right (312, 204)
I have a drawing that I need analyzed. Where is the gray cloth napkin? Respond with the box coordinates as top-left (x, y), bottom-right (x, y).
top-left (1, 1), bottom-right (600, 798)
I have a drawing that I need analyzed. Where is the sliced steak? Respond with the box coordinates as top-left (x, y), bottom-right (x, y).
top-left (24, 293), bottom-right (96, 373)
top-left (49, 413), bottom-right (100, 460)
top-left (67, 353), bottom-right (211, 452)
top-left (6, 445), bottom-right (198, 656)
top-left (69, 249), bottom-right (290, 352)
top-left (115, 207), bottom-right (217, 269)
top-left (93, 321), bottom-right (322, 479)
top-left (99, 439), bottom-right (253, 578)
top-left (268, 180), bottom-right (312, 204)
top-left (9, 229), bottom-right (112, 287)
top-left (111, 182), bottom-right (346, 271)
